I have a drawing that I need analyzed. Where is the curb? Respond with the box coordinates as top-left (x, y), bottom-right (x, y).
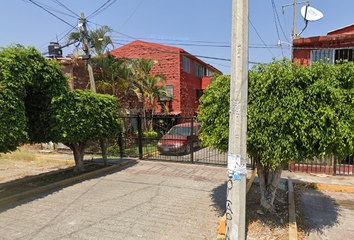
top-left (217, 169), bottom-right (258, 239)
top-left (288, 179), bottom-right (297, 240)
top-left (142, 151), bottom-right (160, 159)
top-left (294, 182), bottom-right (354, 193)
top-left (0, 159), bottom-right (138, 207)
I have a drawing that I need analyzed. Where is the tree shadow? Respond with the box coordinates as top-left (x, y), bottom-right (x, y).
top-left (0, 159), bottom-right (138, 213)
top-left (296, 185), bottom-right (341, 236)
top-left (244, 178), bottom-right (340, 238)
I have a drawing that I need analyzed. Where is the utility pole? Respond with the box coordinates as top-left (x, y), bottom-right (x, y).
top-left (283, 0), bottom-right (309, 40)
top-left (226, 0), bottom-right (248, 239)
top-left (292, 0), bottom-right (297, 40)
top-left (78, 13), bottom-right (108, 166)
top-left (79, 13), bottom-right (96, 92)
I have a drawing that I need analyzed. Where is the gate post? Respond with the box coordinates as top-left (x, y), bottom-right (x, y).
top-left (137, 113), bottom-right (143, 160)
top-left (190, 118), bottom-right (194, 163)
top-left (118, 132), bottom-right (124, 158)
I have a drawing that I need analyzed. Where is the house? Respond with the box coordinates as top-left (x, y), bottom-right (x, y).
top-left (109, 40), bottom-right (222, 117)
top-left (290, 24), bottom-right (354, 175)
top-left (293, 24), bottom-right (354, 66)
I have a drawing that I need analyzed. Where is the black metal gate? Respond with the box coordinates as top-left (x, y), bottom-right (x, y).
top-left (114, 114), bottom-right (229, 166)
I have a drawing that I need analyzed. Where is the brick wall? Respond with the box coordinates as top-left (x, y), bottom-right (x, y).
top-left (110, 40), bottom-right (221, 117)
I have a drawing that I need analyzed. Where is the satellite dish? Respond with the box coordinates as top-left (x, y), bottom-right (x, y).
top-left (301, 6), bottom-right (323, 21)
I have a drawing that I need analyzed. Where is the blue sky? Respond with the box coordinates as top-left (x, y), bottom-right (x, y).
top-left (0, 0), bottom-right (352, 75)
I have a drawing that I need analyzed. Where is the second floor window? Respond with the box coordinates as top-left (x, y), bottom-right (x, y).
top-left (183, 56), bottom-right (190, 73)
top-left (194, 62), bottom-right (204, 78)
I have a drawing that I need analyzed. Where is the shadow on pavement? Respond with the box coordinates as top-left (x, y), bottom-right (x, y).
top-left (0, 160), bottom-right (138, 213)
top-left (210, 182), bottom-right (227, 217)
top-left (297, 187), bottom-right (340, 236)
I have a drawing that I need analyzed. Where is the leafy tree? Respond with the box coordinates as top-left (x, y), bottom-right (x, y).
top-left (130, 58), bottom-right (169, 128)
top-left (49, 90), bottom-right (122, 172)
top-left (0, 45), bottom-right (69, 153)
top-left (198, 58), bottom-right (354, 211)
top-left (67, 25), bottom-right (114, 56)
top-left (92, 53), bottom-right (132, 96)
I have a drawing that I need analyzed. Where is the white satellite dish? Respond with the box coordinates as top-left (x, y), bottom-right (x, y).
top-left (301, 6), bottom-right (323, 21)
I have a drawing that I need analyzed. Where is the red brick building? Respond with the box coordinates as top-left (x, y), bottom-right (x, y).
top-left (293, 24), bottom-right (354, 66)
top-left (109, 40), bottom-right (222, 117)
top-left (57, 57), bottom-right (142, 111)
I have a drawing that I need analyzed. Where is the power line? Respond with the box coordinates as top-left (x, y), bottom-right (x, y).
top-left (112, 41), bottom-right (232, 62)
top-left (22, 0), bottom-right (77, 19)
top-left (118, 0), bottom-right (145, 31)
top-left (26, 0), bottom-right (77, 28)
top-left (249, 19), bottom-right (276, 57)
top-left (52, 0), bottom-right (80, 18)
top-left (37, 25), bottom-right (78, 53)
top-left (111, 37), bottom-right (288, 49)
top-left (271, 0), bottom-right (290, 43)
top-left (87, 0), bottom-right (117, 19)
top-left (270, 0), bottom-right (284, 57)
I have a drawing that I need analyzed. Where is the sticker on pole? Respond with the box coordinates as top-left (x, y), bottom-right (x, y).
top-left (228, 154), bottom-right (247, 180)
top-left (228, 154), bottom-right (240, 177)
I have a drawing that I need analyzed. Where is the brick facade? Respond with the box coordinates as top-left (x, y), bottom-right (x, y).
top-left (293, 24), bottom-right (354, 66)
top-left (58, 58), bottom-right (142, 110)
top-left (110, 40), bottom-right (222, 117)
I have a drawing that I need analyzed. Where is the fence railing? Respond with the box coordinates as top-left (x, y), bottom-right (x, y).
top-left (288, 155), bottom-right (354, 175)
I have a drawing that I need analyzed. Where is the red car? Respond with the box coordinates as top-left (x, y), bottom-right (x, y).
top-left (157, 122), bottom-right (201, 155)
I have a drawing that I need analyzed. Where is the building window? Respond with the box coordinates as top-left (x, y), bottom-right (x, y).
top-left (159, 85), bottom-right (173, 101)
top-left (183, 56), bottom-right (190, 73)
top-left (196, 89), bottom-right (203, 102)
top-left (335, 48), bottom-right (354, 62)
top-left (311, 48), bottom-right (354, 65)
top-left (194, 62), bottom-right (205, 78)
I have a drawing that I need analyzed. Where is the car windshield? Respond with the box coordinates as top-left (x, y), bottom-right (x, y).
top-left (166, 126), bottom-right (191, 136)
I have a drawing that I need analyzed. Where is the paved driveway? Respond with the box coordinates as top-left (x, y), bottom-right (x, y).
top-left (0, 161), bottom-right (227, 240)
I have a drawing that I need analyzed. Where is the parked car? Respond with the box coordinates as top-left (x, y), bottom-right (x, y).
top-left (157, 122), bottom-right (201, 155)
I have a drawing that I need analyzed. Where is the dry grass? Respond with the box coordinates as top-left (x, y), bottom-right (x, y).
top-left (0, 147), bottom-right (37, 162)
top-left (0, 146), bottom-right (75, 183)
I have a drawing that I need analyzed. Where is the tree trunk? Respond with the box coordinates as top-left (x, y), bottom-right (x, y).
top-left (67, 142), bottom-right (87, 173)
top-left (100, 139), bottom-right (108, 167)
top-left (256, 159), bottom-right (283, 212)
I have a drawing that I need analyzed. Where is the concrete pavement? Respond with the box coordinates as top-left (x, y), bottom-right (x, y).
top-left (298, 188), bottom-right (354, 240)
top-left (0, 160), bottom-right (227, 240)
top-left (282, 171), bottom-right (354, 240)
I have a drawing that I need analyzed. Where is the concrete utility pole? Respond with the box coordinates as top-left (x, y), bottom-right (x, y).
top-left (292, 0), bottom-right (297, 40)
top-left (78, 13), bottom-right (108, 167)
top-left (226, 0), bottom-right (248, 239)
top-left (79, 13), bottom-right (96, 92)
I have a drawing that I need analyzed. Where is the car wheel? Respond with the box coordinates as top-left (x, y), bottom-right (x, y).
top-left (185, 143), bottom-right (191, 154)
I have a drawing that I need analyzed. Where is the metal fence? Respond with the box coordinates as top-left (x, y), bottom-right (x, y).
top-left (92, 113), bottom-right (353, 175)
top-left (105, 114), bottom-right (256, 167)
top-left (288, 155), bottom-right (354, 175)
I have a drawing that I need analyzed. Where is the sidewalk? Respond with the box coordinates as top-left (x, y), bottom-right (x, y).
top-left (282, 171), bottom-right (354, 240)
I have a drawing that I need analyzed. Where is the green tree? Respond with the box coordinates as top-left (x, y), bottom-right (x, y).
top-left (67, 25), bottom-right (114, 56)
top-left (92, 53), bottom-right (132, 96)
top-left (0, 45), bottom-right (69, 153)
top-left (198, 59), bottom-right (354, 211)
top-left (130, 58), bottom-right (169, 128)
top-left (49, 90), bottom-right (122, 172)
